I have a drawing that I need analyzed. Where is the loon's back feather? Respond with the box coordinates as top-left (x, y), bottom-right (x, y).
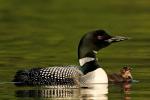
top-left (13, 65), bottom-right (83, 86)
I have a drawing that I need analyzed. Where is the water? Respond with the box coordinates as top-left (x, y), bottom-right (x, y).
top-left (0, 0), bottom-right (150, 99)
top-left (1, 82), bottom-right (149, 100)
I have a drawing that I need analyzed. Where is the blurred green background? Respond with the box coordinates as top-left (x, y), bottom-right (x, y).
top-left (0, 0), bottom-right (150, 82)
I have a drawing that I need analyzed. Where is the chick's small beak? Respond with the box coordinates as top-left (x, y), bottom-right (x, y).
top-left (105, 36), bottom-right (130, 43)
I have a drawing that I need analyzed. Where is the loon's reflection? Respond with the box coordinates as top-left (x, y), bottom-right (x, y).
top-left (81, 84), bottom-right (108, 100)
top-left (15, 84), bottom-right (108, 100)
top-left (16, 85), bottom-right (80, 99)
top-left (15, 83), bottom-right (131, 100)
top-left (16, 88), bottom-right (79, 98)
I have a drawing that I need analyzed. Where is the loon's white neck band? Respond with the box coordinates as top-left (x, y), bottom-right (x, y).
top-left (79, 57), bottom-right (95, 66)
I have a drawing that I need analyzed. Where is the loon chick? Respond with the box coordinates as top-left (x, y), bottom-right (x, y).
top-left (108, 67), bottom-right (133, 83)
top-left (13, 29), bottom-right (129, 86)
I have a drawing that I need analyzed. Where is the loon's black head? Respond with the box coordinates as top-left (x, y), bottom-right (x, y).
top-left (78, 29), bottom-right (129, 74)
top-left (78, 29), bottom-right (129, 59)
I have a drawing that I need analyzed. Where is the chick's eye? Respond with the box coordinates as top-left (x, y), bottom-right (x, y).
top-left (97, 36), bottom-right (103, 40)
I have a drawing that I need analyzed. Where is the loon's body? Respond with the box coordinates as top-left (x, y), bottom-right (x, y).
top-left (13, 30), bottom-right (128, 86)
top-left (13, 66), bottom-right (82, 86)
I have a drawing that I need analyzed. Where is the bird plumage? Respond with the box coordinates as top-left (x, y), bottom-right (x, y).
top-left (13, 29), bottom-right (129, 86)
top-left (13, 66), bottom-right (83, 86)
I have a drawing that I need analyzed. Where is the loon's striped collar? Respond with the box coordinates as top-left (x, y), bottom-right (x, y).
top-left (79, 57), bottom-right (96, 66)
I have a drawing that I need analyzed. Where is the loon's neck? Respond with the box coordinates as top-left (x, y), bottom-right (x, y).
top-left (78, 35), bottom-right (101, 75)
top-left (78, 51), bottom-right (101, 75)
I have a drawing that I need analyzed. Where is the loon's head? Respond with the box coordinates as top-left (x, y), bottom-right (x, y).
top-left (78, 29), bottom-right (129, 59)
top-left (78, 30), bottom-right (129, 75)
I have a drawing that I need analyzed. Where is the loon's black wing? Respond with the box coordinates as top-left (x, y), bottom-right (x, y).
top-left (13, 66), bottom-right (83, 86)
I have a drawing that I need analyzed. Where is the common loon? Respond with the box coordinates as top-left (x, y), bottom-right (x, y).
top-left (13, 29), bottom-right (128, 86)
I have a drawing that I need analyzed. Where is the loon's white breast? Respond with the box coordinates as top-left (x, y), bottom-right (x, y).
top-left (90, 68), bottom-right (108, 83)
top-left (79, 57), bottom-right (108, 84)
top-left (81, 68), bottom-right (108, 84)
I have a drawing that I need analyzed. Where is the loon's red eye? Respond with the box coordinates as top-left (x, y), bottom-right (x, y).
top-left (97, 36), bottom-right (103, 40)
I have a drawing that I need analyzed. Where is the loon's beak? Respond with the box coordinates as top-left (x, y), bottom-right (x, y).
top-left (105, 36), bottom-right (130, 43)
